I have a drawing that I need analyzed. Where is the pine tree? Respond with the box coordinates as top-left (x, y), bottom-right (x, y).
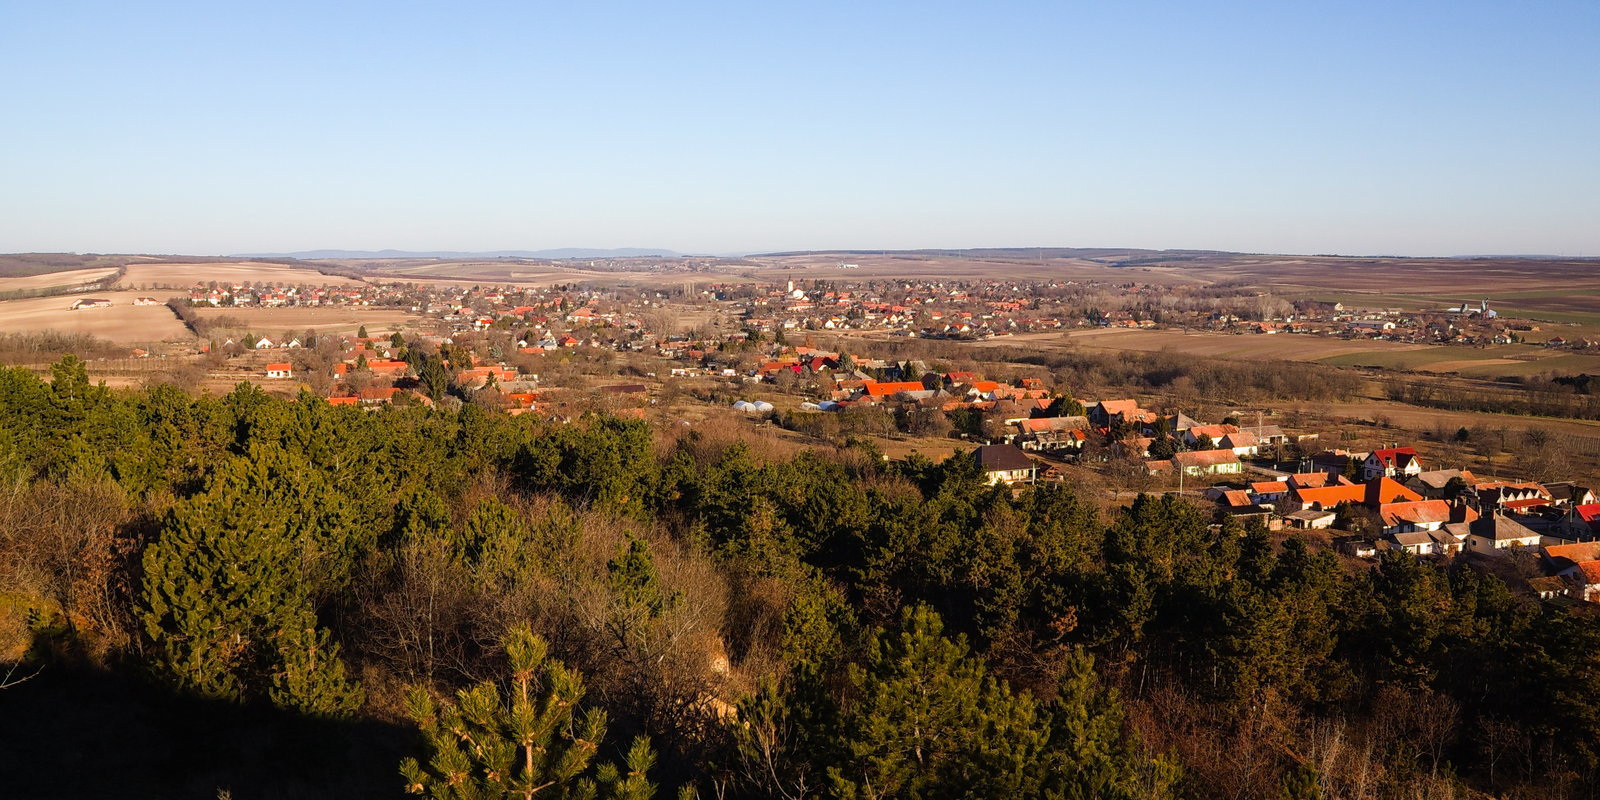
top-left (826, 605), bottom-right (1051, 799)
top-left (400, 624), bottom-right (655, 800)
top-left (268, 607), bottom-right (364, 716)
top-left (1042, 647), bottom-right (1181, 800)
top-left (140, 448), bottom-right (362, 712)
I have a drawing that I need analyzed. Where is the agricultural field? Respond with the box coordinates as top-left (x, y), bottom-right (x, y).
top-left (747, 252), bottom-right (1201, 285)
top-left (116, 261), bottom-right (365, 290)
top-left (0, 293), bottom-right (192, 342)
top-left (0, 267), bottom-right (119, 294)
top-left (1320, 344), bottom-right (1600, 377)
top-left (970, 328), bottom-right (1434, 362)
top-left (954, 329), bottom-right (1600, 380)
top-left (342, 258), bottom-right (691, 288)
top-left (189, 307), bottom-right (417, 337)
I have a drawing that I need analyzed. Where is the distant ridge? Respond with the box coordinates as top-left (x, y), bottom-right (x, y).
top-left (231, 248), bottom-right (681, 260)
top-left (748, 247), bottom-right (1245, 259)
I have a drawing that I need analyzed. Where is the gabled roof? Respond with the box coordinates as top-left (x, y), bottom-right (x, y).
top-left (1221, 490), bottom-right (1254, 507)
top-left (864, 381), bottom-right (926, 397)
top-left (1544, 482), bottom-right (1593, 503)
top-left (1017, 416), bottom-right (1090, 433)
top-left (1387, 530), bottom-right (1436, 547)
top-left (1580, 561), bottom-right (1600, 587)
top-left (1166, 412), bottom-right (1200, 431)
top-left (1408, 468), bottom-right (1476, 490)
top-left (1468, 514), bottom-right (1541, 542)
top-left (1379, 500), bottom-right (1474, 529)
top-left (975, 445), bottom-right (1034, 473)
top-left (1188, 424), bottom-right (1240, 440)
top-left (1365, 477), bottom-right (1423, 507)
top-left (1544, 541), bottom-right (1600, 572)
top-left (1368, 447), bottom-right (1422, 470)
top-left (1218, 431), bottom-right (1259, 448)
top-left (1293, 483), bottom-right (1367, 509)
top-left (1289, 472), bottom-right (1351, 489)
top-left (1094, 399), bottom-right (1141, 416)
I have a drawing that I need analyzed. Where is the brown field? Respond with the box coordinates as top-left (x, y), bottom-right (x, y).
top-left (959, 328), bottom-right (1433, 362)
top-left (0, 294), bottom-right (192, 341)
top-left (117, 261), bottom-right (366, 289)
top-left (342, 259), bottom-right (695, 288)
top-left (189, 307), bottom-right (418, 337)
top-left (746, 253), bottom-right (1203, 286)
top-left (749, 251), bottom-right (1600, 319)
top-left (0, 267), bottom-right (119, 293)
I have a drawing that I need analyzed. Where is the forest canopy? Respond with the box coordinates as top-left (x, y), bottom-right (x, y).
top-left (1, 356), bottom-right (1597, 799)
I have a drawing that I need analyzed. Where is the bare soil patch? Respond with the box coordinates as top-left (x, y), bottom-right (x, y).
top-left (118, 261), bottom-right (365, 289)
top-left (0, 267), bottom-right (119, 293)
top-left (189, 307), bottom-right (418, 337)
top-left (0, 294), bottom-right (192, 342)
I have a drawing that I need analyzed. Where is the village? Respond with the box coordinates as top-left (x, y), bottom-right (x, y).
top-left (144, 271), bottom-right (1571, 347)
top-left (126, 270), bottom-right (1598, 619)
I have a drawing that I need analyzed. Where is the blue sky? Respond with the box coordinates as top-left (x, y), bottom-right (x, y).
top-left (3, 1), bottom-right (1596, 256)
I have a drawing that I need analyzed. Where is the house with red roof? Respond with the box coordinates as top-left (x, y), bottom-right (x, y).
top-left (1216, 431), bottom-right (1260, 457)
top-left (1378, 500), bottom-right (1477, 538)
top-left (1087, 399), bottom-right (1144, 427)
top-left (365, 359), bottom-right (410, 378)
top-left (1183, 424), bottom-right (1240, 448)
top-left (1573, 503), bottom-right (1600, 536)
top-left (1289, 477), bottom-right (1421, 514)
top-left (1287, 472), bottom-right (1355, 490)
top-left (265, 363), bottom-right (293, 379)
top-left (862, 381), bottom-right (926, 398)
top-left (1363, 447), bottom-right (1424, 481)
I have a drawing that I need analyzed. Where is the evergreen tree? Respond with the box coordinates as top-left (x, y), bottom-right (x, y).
top-left (1041, 648), bottom-right (1180, 799)
top-left (400, 624), bottom-right (655, 800)
top-left (140, 447), bottom-right (362, 712)
top-left (268, 607), bottom-right (364, 716)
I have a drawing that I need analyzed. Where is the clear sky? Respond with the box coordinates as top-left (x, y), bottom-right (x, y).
top-left (3, 1), bottom-right (1597, 256)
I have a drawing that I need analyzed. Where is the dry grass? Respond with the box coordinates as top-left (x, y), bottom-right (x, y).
top-left (0, 268), bottom-right (118, 293)
top-left (117, 261), bottom-right (365, 289)
top-left (0, 294), bottom-right (192, 342)
top-left (189, 307), bottom-right (418, 337)
top-left (746, 253), bottom-right (1198, 285)
top-left (962, 328), bottom-right (1431, 362)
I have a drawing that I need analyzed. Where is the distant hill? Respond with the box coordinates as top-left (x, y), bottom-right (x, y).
top-left (748, 247), bottom-right (1247, 261)
top-left (232, 248), bottom-right (681, 260)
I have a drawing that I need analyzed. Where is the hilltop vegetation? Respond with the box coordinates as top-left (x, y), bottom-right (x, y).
top-left (2, 355), bottom-right (1599, 798)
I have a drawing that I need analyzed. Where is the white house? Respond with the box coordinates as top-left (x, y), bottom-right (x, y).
top-left (975, 445), bottom-right (1037, 486)
top-left (1363, 447), bottom-right (1424, 482)
top-left (1464, 514), bottom-right (1543, 554)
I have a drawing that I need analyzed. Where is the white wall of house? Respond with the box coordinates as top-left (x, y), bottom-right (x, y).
top-left (1466, 534), bottom-right (1541, 554)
